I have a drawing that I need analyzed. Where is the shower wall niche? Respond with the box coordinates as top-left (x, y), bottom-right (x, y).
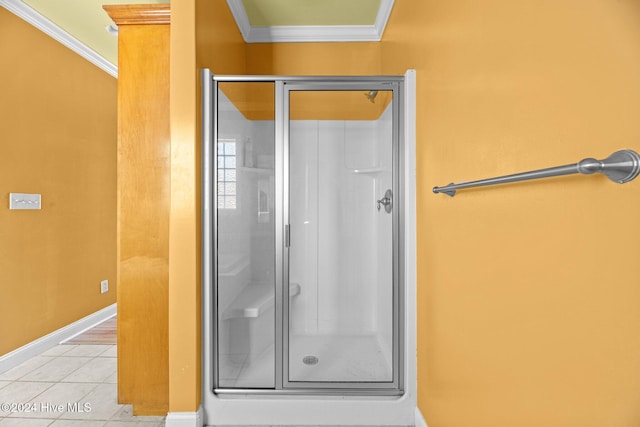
top-left (206, 76), bottom-right (404, 394)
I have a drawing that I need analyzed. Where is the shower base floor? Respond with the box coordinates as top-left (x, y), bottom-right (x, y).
top-left (218, 334), bottom-right (392, 388)
top-left (289, 334), bottom-right (392, 383)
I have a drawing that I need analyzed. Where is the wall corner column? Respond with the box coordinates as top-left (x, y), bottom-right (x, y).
top-left (104, 3), bottom-right (171, 416)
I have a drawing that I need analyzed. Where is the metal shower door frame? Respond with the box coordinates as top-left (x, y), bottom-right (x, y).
top-left (202, 71), bottom-right (405, 395)
top-left (281, 80), bottom-right (404, 393)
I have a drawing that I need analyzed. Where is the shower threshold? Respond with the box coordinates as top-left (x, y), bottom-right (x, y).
top-left (216, 334), bottom-right (400, 396)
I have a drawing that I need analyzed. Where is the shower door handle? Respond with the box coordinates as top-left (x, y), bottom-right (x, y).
top-left (377, 189), bottom-right (393, 213)
top-left (285, 224), bottom-right (290, 247)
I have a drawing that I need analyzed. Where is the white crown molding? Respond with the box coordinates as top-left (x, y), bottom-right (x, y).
top-left (226, 0), bottom-right (395, 43)
top-left (0, 0), bottom-right (117, 78)
top-left (375, 0), bottom-right (395, 38)
top-left (226, 0), bottom-right (252, 41)
top-left (249, 24), bottom-right (382, 43)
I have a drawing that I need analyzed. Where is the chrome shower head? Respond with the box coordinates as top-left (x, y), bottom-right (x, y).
top-left (364, 90), bottom-right (378, 103)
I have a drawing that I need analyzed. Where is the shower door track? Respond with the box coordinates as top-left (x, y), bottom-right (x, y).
top-left (203, 71), bottom-right (406, 396)
top-left (212, 388), bottom-right (405, 396)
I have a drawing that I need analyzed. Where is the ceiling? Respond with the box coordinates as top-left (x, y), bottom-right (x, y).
top-left (14, 0), bottom-right (168, 65)
top-left (0, 0), bottom-right (394, 76)
top-left (242, 0), bottom-right (381, 26)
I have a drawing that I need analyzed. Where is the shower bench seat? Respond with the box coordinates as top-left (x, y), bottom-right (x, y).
top-left (222, 282), bottom-right (300, 320)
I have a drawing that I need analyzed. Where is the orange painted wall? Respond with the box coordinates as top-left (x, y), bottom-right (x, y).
top-left (190, 1), bottom-right (640, 424)
top-left (381, 1), bottom-right (640, 426)
top-left (169, 0), bottom-right (200, 414)
top-left (0, 8), bottom-right (117, 356)
top-left (196, 0), bottom-right (246, 73)
top-left (246, 42), bottom-right (381, 76)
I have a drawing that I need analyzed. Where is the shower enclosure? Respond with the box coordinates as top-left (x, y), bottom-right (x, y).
top-left (202, 72), bottom-right (405, 396)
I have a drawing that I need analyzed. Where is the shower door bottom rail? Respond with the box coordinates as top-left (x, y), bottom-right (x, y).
top-left (213, 387), bottom-right (405, 396)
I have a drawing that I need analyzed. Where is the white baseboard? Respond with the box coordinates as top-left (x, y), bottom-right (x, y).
top-left (415, 406), bottom-right (428, 427)
top-left (0, 303), bottom-right (117, 374)
top-left (166, 404), bottom-right (203, 427)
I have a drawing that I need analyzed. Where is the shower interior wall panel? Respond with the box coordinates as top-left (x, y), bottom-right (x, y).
top-left (375, 105), bottom-right (393, 369)
top-left (289, 120), bottom-right (320, 334)
top-left (289, 118), bottom-right (387, 334)
top-left (248, 120), bottom-right (276, 286)
top-left (216, 90), bottom-right (252, 315)
top-left (317, 121), bottom-right (376, 334)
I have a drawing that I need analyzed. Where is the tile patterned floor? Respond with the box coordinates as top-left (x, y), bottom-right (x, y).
top-left (0, 344), bottom-right (164, 426)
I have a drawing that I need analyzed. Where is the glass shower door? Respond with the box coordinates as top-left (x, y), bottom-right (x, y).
top-left (285, 88), bottom-right (399, 388)
top-left (215, 82), bottom-right (276, 388)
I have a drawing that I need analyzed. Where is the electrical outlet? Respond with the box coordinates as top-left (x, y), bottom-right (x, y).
top-left (100, 280), bottom-right (109, 294)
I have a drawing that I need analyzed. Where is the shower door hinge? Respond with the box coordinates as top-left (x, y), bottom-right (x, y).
top-left (285, 224), bottom-right (290, 247)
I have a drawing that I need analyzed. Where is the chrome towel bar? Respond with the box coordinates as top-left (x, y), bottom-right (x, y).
top-left (433, 149), bottom-right (640, 197)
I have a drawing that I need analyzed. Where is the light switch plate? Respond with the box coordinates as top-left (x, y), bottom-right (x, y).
top-left (9, 193), bottom-right (41, 210)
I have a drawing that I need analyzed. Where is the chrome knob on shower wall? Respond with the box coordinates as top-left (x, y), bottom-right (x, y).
top-left (377, 189), bottom-right (393, 213)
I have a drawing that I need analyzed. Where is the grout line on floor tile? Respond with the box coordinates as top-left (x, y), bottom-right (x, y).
top-left (0, 319), bottom-right (161, 426)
